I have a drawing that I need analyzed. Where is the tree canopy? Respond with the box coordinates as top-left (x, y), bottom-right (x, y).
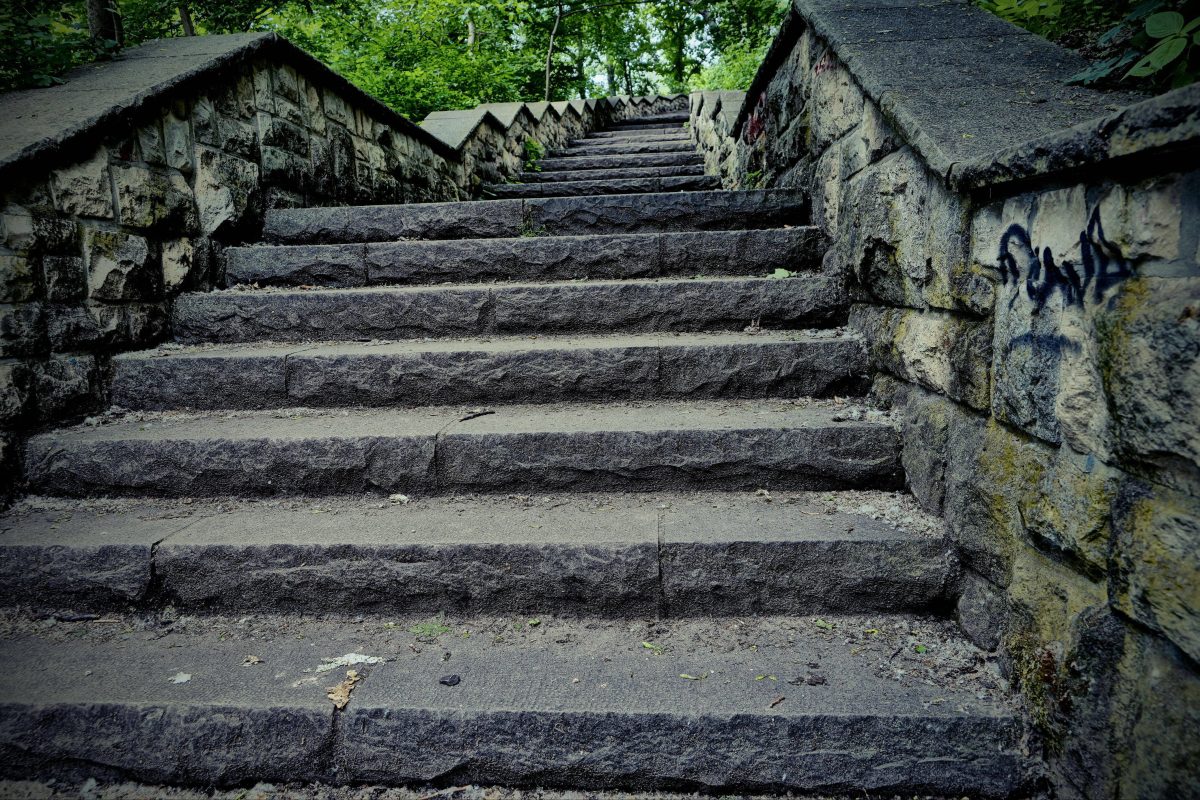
top-left (1, 0), bottom-right (789, 116)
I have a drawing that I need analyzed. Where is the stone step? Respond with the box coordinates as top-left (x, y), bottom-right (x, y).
top-left (226, 227), bottom-right (821, 288)
top-left (0, 491), bottom-right (950, 615)
top-left (616, 112), bottom-right (689, 125)
top-left (173, 275), bottom-right (845, 344)
top-left (0, 612), bottom-right (1032, 794)
top-left (580, 131), bottom-right (690, 142)
top-left (539, 151), bottom-right (699, 171)
top-left (23, 398), bottom-right (903, 498)
top-left (520, 163), bottom-right (705, 182)
top-left (112, 331), bottom-right (867, 411)
top-left (610, 122), bottom-right (687, 131)
top-left (263, 189), bottom-right (805, 244)
top-left (485, 175), bottom-right (721, 198)
top-left (548, 140), bottom-right (695, 157)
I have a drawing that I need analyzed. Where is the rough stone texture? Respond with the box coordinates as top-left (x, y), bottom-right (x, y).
top-left (660, 496), bottom-right (950, 614)
top-left (24, 400), bottom-right (901, 497)
top-left (485, 175), bottom-right (719, 199)
top-left (24, 408), bottom-right (448, 497)
top-left (850, 304), bottom-right (992, 411)
top-left (263, 190), bottom-right (808, 243)
top-left (173, 276), bottom-right (844, 344)
top-left (0, 509), bottom-right (180, 608)
top-left (112, 333), bottom-right (867, 410)
top-left (229, 227), bottom-right (822, 288)
top-left (521, 164), bottom-right (704, 182)
top-left (437, 400), bottom-right (902, 493)
top-left (0, 615), bottom-right (1032, 794)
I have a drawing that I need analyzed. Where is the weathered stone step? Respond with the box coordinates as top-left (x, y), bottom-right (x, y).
top-left (579, 131), bottom-right (690, 143)
top-left (0, 612), bottom-right (1031, 794)
top-left (520, 163), bottom-right (704, 182)
top-left (227, 227), bottom-right (821, 288)
top-left (0, 491), bottom-right (950, 615)
top-left (616, 112), bottom-right (688, 125)
top-left (605, 121), bottom-right (686, 131)
top-left (174, 275), bottom-right (845, 344)
top-left (549, 140), bottom-right (695, 157)
top-left (264, 189), bottom-right (806, 244)
top-left (112, 331), bottom-right (867, 411)
top-left (485, 175), bottom-right (721, 198)
top-left (23, 399), bottom-right (903, 497)
top-left (539, 151), bottom-right (699, 171)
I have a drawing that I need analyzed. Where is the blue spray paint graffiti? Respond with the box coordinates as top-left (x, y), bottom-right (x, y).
top-left (998, 207), bottom-right (1134, 313)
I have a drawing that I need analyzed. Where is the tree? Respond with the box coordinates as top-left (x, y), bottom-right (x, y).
top-left (86, 0), bottom-right (123, 44)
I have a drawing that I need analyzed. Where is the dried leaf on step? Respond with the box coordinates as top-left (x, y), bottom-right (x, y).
top-left (326, 669), bottom-right (362, 709)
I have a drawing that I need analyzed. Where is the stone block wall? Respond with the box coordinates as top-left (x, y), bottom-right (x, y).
top-left (691, 2), bottom-right (1199, 796)
top-left (0, 31), bottom-right (685, 504)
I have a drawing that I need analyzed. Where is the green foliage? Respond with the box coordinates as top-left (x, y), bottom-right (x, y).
top-left (975, 0), bottom-right (1199, 91)
top-left (522, 137), bottom-right (544, 172)
top-left (688, 37), bottom-right (770, 90)
top-left (0, 2), bottom-right (118, 91)
top-left (1, 0), bottom-right (786, 113)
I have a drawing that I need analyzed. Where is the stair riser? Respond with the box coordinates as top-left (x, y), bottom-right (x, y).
top-left (579, 132), bottom-right (690, 143)
top-left (0, 534), bottom-right (949, 616)
top-left (226, 228), bottom-right (822, 288)
top-left (173, 278), bottom-right (845, 344)
top-left (486, 175), bottom-right (719, 198)
top-left (112, 339), bottom-right (868, 410)
top-left (539, 152), bottom-right (697, 170)
top-left (520, 164), bottom-right (704, 182)
top-left (549, 141), bottom-right (694, 157)
top-left (263, 189), bottom-right (807, 244)
top-left (24, 424), bottom-right (903, 498)
top-left (0, 703), bottom-right (1025, 795)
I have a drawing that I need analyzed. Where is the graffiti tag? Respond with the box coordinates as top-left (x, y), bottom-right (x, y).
top-left (998, 207), bottom-right (1133, 313)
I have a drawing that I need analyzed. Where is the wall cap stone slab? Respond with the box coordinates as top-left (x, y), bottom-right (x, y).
top-left (0, 32), bottom-right (460, 183)
top-left (729, 0), bottom-right (1198, 192)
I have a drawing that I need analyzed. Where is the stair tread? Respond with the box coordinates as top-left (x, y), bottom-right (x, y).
top-left (262, 189), bottom-right (806, 243)
top-left (118, 329), bottom-right (857, 361)
top-left (0, 489), bottom-right (939, 549)
top-left (486, 176), bottom-right (720, 198)
top-left (1, 489), bottom-right (945, 616)
top-left (34, 397), bottom-right (892, 443)
top-left (0, 610), bottom-right (1029, 793)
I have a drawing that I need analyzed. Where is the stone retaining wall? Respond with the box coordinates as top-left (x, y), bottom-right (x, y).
top-left (0, 32), bottom-right (685, 502)
top-left (691, 2), bottom-right (1199, 796)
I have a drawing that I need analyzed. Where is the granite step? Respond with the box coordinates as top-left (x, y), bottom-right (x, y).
top-left (616, 112), bottom-right (688, 125)
top-left (579, 131), bottom-right (690, 143)
top-left (484, 175), bottom-right (721, 198)
top-left (111, 331), bottom-right (868, 411)
top-left (538, 151), bottom-right (699, 171)
top-left (23, 398), bottom-right (903, 498)
top-left (173, 275), bottom-right (846, 344)
top-left (0, 491), bottom-right (950, 615)
top-left (548, 140), bottom-right (695, 157)
top-left (0, 612), bottom-right (1032, 795)
top-left (226, 227), bottom-right (823, 288)
top-left (263, 189), bottom-right (806, 244)
top-left (519, 163), bottom-right (704, 182)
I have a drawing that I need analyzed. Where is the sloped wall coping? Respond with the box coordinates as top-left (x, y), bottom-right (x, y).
top-left (0, 32), bottom-right (460, 181)
top-left (734, 0), bottom-right (1199, 191)
top-left (0, 30), bottom-right (686, 188)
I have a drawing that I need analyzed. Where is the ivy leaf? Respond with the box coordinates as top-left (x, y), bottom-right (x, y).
top-left (1126, 36), bottom-right (1188, 77)
top-left (1145, 11), bottom-right (1184, 38)
top-left (1183, 17), bottom-right (1200, 34)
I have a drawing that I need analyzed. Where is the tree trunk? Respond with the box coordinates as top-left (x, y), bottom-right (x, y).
top-left (543, 2), bottom-right (563, 101)
top-left (622, 59), bottom-right (633, 95)
top-left (179, 0), bottom-right (196, 36)
top-left (606, 62), bottom-right (616, 95)
top-left (575, 45), bottom-right (586, 99)
top-left (87, 0), bottom-right (124, 45)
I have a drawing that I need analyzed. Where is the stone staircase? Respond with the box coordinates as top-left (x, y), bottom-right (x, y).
top-left (0, 113), bottom-right (1036, 795)
top-left (485, 112), bottom-right (720, 198)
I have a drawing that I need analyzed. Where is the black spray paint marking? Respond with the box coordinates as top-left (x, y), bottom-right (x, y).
top-left (998, 207), bottom-right (1133, 313)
